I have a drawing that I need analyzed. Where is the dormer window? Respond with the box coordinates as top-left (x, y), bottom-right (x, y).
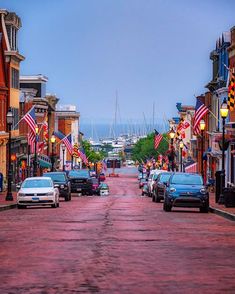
top-left (6, 25), bottom-right (18, 51)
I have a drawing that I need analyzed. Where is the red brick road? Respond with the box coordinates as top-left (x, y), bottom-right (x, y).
top-left (0, 174), bottom-right (235, 293)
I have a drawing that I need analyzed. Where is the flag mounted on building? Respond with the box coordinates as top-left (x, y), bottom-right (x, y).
top-left (22, 106), bottom-right (36, 134)
top-left (79, 148), bottom-right (88, 165)
top-left (193, 98), bottom-right (209, 135)
top-left (228, 72), bottom-right (235, 111)
top-left (53, 131), bottom-right (73, 155)
top-left (154, 130), bottom-right (163, 150)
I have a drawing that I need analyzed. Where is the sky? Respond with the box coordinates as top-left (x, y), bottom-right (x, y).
top-left (2, 0), bottom-right (235, 126)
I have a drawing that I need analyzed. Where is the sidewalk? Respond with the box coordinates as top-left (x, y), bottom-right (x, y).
top-left (209, 192), bottom-right (235, 221)
top-left (0, 192), bottom-right (17, 211)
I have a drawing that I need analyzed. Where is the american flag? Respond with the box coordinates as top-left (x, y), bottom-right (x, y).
top-left (53, 131), bottom-right (73, 155)
top-left (79, 148), bottom-right (88, 165)
top-left (193, 98), bottom-right (209, 135)
top-left (28, 129), bottom-right (38, 153)
top-left (22, 107), bottom-right (36, 134)
top-left (154, 130), bottom-right (163, 150)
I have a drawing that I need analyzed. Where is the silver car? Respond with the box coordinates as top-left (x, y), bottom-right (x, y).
top-left (17, 177), bottom-right (59, 209)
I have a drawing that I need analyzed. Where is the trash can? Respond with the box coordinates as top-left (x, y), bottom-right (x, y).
top-left (215, 170), bottom-right (225, 203)
top-left (0, 173), bottom-right (3, 192)
top-left (224, 187), bottom-right (235, 207)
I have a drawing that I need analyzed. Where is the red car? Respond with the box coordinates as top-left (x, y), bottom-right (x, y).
top-left (99, 173), bottom-right (106, 182)
top-left (91, 178), bottom-right (99, 195)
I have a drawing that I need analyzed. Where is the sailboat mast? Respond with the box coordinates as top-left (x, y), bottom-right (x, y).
top-left (152, 101), bottom-right (155, 130)
top-left (114, 90), bottom-right (118, 140)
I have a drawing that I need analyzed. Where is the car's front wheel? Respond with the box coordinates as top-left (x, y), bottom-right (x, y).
top-left (163, 201), bottom-right (172, 212)
top-left (17, 204), bottom-right (26, 209)
top-left (200, 206), bottom-right (209, 213)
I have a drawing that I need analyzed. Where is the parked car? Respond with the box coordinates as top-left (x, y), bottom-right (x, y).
top-left (138, 172), bottom-right (147, 181)
top-left (147, 169), bottom-right (165, 197)
top-left (163, 172), bottom-right (209, 213)
top-left (68, 169), bottom-right (93, 195)
top-left (98, 183), bottom-right (109, 196)
top-left (43, 171), bottom-right (71, 201)
top-left (152, 172), bottom-right (172, 202)
top-left (17, 177), bottom-right (59, 209)
top-left (141, 183), bottom-right (149, 196)
top-left (91, 177), bottom-right (100, 195)
top-left (139, 177), bottom-right (148, 189)
top-left (99, 173), bottom-right (106, 182)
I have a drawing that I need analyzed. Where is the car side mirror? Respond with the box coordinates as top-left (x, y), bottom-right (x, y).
top-left (165, 182), bottom-right (169, 187)
top-left (16, 184), bottom-right (21, 190)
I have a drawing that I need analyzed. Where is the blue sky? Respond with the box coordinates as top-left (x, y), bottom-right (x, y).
top-left (2, 0), bottom-right (235, 125)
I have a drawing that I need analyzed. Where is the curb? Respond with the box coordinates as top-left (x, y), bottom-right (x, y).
top-left (209, 206), bottom-right (235, 221)
top-left (0, 204), bottom-right (17, 211)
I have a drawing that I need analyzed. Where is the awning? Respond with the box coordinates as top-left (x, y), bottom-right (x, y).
top-left (38, 158), bottom-right (52, 169)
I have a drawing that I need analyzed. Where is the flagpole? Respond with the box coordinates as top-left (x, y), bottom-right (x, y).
top-left (12, 105), bottom-right (35, 130)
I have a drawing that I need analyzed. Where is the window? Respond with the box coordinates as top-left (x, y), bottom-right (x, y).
top-left (12, 108), bottom-right (19, 130)
top-left (11, 68), bottom-right (19, 89)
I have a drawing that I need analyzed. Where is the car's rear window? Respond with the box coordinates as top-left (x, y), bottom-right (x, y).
top-left (44, 173), bottom-right (66, 182)
top-left (171, 174), bottom-right (203, 185)
top-left (68, 170), bottom-right (90, 178)
top-left (22, 179), bottom-right (53, 188)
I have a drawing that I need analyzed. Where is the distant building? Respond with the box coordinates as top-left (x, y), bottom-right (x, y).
top-left (55, 104), bottom-right (80, 168)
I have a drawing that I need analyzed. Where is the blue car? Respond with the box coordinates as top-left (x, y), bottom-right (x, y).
top-left (163, 173), bottom-right (209, 213)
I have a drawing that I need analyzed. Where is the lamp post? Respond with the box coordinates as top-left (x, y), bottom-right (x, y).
top-left (33, 124), bottom-right (39, 177)
top-left (78, 157), bottom-right (82, 169)
top-left (200, 119), bottom-right (206, 183)
top-left (51, 135), bottom-right (56, 172)
top-left (61, 143), bottom-right (65, 171)
top-left (218, 98), bottom-right (229, 204)
top-left (169, 127), bottom-right (175, 171)
top-left (6, 108), bottom-right (13, 201)
top-left (179, 140), bottom-right (184, 172)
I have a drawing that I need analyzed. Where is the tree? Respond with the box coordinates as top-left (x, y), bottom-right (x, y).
top-left (82, 140), bottom-right (105, 163)
top-left (132, 133), bottom-right (169, 162)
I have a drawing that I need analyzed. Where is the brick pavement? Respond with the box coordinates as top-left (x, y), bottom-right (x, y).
top-left (1, 182), bottom-right (235, 221)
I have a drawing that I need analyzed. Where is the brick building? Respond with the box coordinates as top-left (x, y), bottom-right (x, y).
top-left (0, 9), bottom-right (24, 181)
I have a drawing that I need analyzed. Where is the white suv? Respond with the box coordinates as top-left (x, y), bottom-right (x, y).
top-left (147, 169), bottom-right (165, 197)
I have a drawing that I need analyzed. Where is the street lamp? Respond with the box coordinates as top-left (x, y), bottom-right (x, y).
top-left (51, 135), bottom-right (56, 172)
top-left (33, 124), bottom-right (39, 177)
top-left (61, 143), bottom-right (65, 171)
top-left (179, 140), bottom-right (184, 172)
top-left (218, 98), bottom-right (229, 204)
top-left (169, 127), bottom-right (175, 171)
top-left (200, 119), bottom-right (206, 183)
top-left (78, 157), bottom-right (82, 169)
top-left (6, 108), bottom-right (13, 201)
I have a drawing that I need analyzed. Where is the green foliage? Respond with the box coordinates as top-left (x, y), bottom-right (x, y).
top-left (131, 133), bottom-right (169, 162)
top-left (82, 140), bottom-right (105, 162)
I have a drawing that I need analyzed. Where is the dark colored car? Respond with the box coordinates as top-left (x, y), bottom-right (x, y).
top-left (43, 171), bottom-right (71, 201)
top-left (139, 177), bottom-right (148, 189)
top-left (163, 172), bottom-right (209, 213)
top-left (68, 169), bottom-right (93, 195)
top-left (152, 172), bottom-right (172, 202)
top-left (91, 177), bottom-right (100, 195)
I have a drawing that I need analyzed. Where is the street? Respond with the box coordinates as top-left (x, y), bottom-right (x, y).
top-left (0, 170), bottom-right (235, 293)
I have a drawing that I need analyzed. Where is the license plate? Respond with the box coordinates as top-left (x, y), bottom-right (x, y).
top-left (77, 188), bottom-right (81, 191)
top-left (32, 197), bottom-right (39, 201)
